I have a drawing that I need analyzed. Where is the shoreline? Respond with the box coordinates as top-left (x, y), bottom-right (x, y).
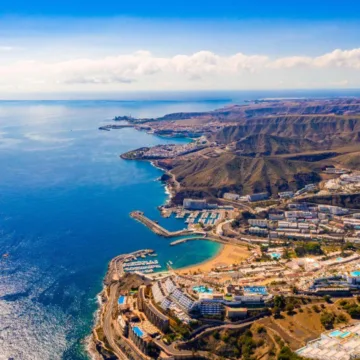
top-left (175, 242), bottom-right (251, 275)
top-left (88, 128), bottom-right (244, 359)
top-left (150, 160), bottom-right (174, 202)
top-left (174, 241), bottom-right (225, 271)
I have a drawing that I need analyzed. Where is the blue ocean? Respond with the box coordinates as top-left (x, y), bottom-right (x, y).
top-left (1, 90), bottom-right (360, 359)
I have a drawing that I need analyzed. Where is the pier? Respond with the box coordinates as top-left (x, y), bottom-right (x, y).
top-left (130, 211), bottom-right (194, 238)
top-left (99, 124), bottom-right (134, 131)
top-left (170, 236), bottom-right (207, 245)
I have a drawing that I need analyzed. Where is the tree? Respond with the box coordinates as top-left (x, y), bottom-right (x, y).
top-left (295, 242), bottom-right (323, 257)
top-left (273, 306), bottom-right (282, 318)
top-left (320, 312), bottom-right (335, 329)
top-left (274, 295), bottom-right (286, 310)
top-left (347, 306), bottom-right (360, 319)
top-left (285, 303), bottom-right (295, 315)
top-left (278, 346), bottom-right (303, 360)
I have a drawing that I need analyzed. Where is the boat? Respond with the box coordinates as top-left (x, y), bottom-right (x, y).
top-left (2, 253), bottom-right (9, 258)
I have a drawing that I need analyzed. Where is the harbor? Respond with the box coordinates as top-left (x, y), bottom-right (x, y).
top-left (123, 259), bottom-right (162, 273)
top-left (130, 210), bottom-right (195, 237)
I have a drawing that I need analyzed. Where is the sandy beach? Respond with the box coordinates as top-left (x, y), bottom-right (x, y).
top-left (176, 243), bottom-right (251, 274)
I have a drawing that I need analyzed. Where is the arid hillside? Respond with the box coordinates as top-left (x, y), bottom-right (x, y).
top-left (127, 98), bottom-right (360, 200)
top-left (164, 152), bottom-right (323, 200)
top-left (212, 116), bottom-right (360, 148)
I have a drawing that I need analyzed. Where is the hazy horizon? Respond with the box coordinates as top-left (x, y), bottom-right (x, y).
top-left (1, 1), bottom-right (360, 98)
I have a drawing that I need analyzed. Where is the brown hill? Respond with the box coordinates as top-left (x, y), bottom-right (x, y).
top-left (213, 116), bottom-right (360, 146)
top-left (168, 153), bottom-right (322, 199)
top-left (140, 100), bottom-right (360, 201)
top-left (131, 98), bottom-right (360, 124)
top-left (329, 151), bottom-right (360, 170)
top-left (234, 134), bottom-right (321, 156)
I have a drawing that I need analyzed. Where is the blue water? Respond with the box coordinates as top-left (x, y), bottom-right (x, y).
top-left (340, 331), bottom-right (351, 338)
top-left (0, 100), bottom-right (224, 360)
top-left (193, 285), bottom-right (213, 294)
top-left (243, 286), bottom-right (268, 295)
top-left (329, 330), bottom-right (343, 337)
top-left (118, 296), bottom-right (126, 305)
top-left (133, 327), bottom-right (144, 338)
top-left (1, 90), bottom-right (360, 359)
top-left (351, 271), bottom-right (360, 277)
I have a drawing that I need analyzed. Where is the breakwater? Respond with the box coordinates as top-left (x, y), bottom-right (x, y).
top-left (99, 124), bottom-right (135, 131)
top-left (130, 211), bottom-right (195, 238)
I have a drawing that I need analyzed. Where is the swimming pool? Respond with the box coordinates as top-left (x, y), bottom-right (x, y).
top-left (351, 271), bottom-right (360, 277)
top-left (133, 326), bottom-right (144, 338)
top-left (336, 257), bottom-right (343, 261)
top-left (340, 331), bottom-right (351, 338)
top-left (118, 295), bottom-right (126, 305)
top-left (329, 330), bottom-right (343, 337)
top-left (193, 285), bottom-right (213, 294)
top-left (270, 253), bottom-right (281, 260)
top-left (243, 286), bottom-right (268, 295)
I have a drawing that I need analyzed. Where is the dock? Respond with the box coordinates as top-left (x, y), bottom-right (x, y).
top-left (170, 236), bottom-right (207, 246)
top-left (130, 211), bottom-right (193, 238)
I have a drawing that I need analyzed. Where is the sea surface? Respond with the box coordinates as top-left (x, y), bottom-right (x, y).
top-left (1, 90), bottom-right (360, 360)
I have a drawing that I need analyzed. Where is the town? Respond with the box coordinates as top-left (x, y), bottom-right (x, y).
top-left (92, 168), bottom-right (360, 360)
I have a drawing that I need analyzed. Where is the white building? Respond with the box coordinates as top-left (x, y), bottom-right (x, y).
top-left (278, 191), bottom-right (294, 199)
top-left (318, 205), bottom-right (349, 216)
top-left (248, 219), bottom-right (268, 228)
top-left (183, 198), bottom-right (208, 210)
top-left (223, 193), bottom-right (240, 201)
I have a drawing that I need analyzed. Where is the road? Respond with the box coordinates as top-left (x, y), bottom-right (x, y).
top-left (103, 283), bottom-right (129, 360)
top-left (153, 319), bottom-right (255, 359)
top-left (220, 198), bottom-right (256, 213)
top-left (216, 219), bottom-right (233, 236)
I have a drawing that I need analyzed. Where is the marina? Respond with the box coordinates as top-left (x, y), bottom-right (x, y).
top-left (123, 259), bottom-right (162, 273)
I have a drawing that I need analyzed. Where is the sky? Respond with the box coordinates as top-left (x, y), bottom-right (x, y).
top-left (1, 0), bottom-right (360, 98)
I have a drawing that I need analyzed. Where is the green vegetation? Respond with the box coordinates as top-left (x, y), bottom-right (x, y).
top-left (277, 346), bottom-right (304, 360)
top-left (294, 242), bottom-right (323, 257)
top-left (340, 300), bottom-right (360, 319)
top-left (194, 326), bottom-right (269, 360)
top-left (320, 311), bottom-right (336, 329)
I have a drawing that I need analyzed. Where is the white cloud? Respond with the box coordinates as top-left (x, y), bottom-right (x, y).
top-left (0, 48), bottom-right (360, 94)
top-left (0, 46), bottom-right (14, 51)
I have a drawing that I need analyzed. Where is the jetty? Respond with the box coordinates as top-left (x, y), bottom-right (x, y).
top-left (99, 124), bottom-right (134, 131)
top-left (170, 236), bottom-right (206, 246)
top-left (130, 211), bottom-right (193, 238)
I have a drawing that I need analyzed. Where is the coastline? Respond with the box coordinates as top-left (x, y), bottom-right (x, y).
top-left (151, 160), bottom-right (178, 202)
top-left (88, 127), bottom-right (247, 359)
top-left (86, 293), bottom-right (105, 360)
top-left (174, 242), bottom-right (224, 271)
top-left (175, 243), bottom-right (251, 275)
top-left (150, 160), bottom-right (174, 201)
